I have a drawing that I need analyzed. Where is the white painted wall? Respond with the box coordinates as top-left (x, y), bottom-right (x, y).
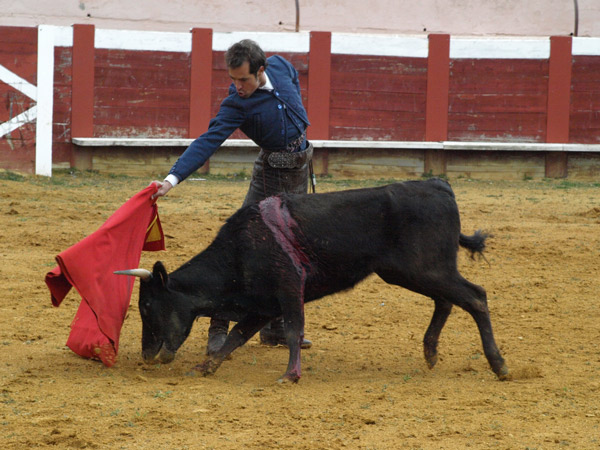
top-left (1, 0), bottom-right (598, 37)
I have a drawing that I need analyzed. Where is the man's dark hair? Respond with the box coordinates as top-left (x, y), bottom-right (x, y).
top-left (225, 39), bottom-right (268, 75)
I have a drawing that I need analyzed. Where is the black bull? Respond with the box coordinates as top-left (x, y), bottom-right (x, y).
top-left (117, 178), bottom-right (509, 383)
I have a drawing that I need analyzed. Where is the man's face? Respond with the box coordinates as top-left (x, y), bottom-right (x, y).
top-left (228, 62), bottom-right (264, 99)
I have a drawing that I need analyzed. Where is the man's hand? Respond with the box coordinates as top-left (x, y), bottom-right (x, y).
top-left (151, 180), bottom-right (173, 200)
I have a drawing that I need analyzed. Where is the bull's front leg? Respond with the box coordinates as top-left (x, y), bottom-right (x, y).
top-left (193, 315), bottom-right (270, 377)
top-left (423, 299), bottom-right (453, 369)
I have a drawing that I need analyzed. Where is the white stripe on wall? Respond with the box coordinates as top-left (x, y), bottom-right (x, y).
top-left (0, 106), bottom-right (37, 138)
top-left (35, 25), bottom-right (56, 177)
top-left (95, 29), bottom-right (192, 52)
top-left (573, 37), bottom-right (600, 56)
top-left (49, 25), bottom-right (600, 57)
top-left (0, 65), bottom-right (37, 101)
top-left (332, 33), bottom-right (428, 57)
top-left (450, 37), bottom-right (550, 59)
top-left (54, 25), bottom-right (73, 47)
top-left (213, 31), bottom-right (310, 52)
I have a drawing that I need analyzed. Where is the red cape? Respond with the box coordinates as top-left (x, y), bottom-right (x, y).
top-left (45, 184), bottom-right (165, 366)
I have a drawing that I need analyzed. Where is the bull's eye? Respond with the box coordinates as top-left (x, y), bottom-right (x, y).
top-left (140, 302), bottom-right (151, 316)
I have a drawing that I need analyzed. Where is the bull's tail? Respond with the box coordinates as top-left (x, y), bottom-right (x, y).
top-left (459, 230), bottom-right (490, 260)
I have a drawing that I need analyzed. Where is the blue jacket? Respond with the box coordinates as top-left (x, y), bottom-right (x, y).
top-left (168, 55), bottom-right (310, 182)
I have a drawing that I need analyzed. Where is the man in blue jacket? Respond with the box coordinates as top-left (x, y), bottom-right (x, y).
top-left (152, 39), bottom-right (313, 355)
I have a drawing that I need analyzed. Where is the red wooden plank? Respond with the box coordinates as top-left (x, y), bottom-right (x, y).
top-left (449, 93), bottom-right (548, 113)
top-left (329, 127), bottom-right (425, 141)
top-left (71, 24), bottom-right (95, 138)
top-left (546, 36), bottom-right (572, 143)
top-left (0, 116), bottom-right (36, 173)
top-left (95, 67), bottom-right (191, 90)
top-left (447, 130), bottom-right (545, 142)
top-left (52, 141), bottom-right (75, 161)
top-left (95, 87), bottom-right (190, 108)
top-left (425, 34), bottom-right (450, 141)
top-left (280, 53), bottom-right (309, 72)
top-left (450, 59), bottom-right (548, 75)
top-left (0, 26), bottom-right (37, 43)
top-left (450, 76), bottom-right (548, 94)
top-left (570, 56), bottom-right (600, 142)
top-left (448, 112), bottom-right (546, 131)
top-left (450, 79), bottom-right (548, 95)
top-left (571, 80), bottom-right (600, 93)
top-left (331, 55), bottom-right (428, 75)
top-left (448, 111), bottom-right (546, 142)
top-left (93, 124), bottom-right (188, 138)
top-left (95, 48), bottom-right (191, 68)
top-left (569, 111), bottom-right (600, 131)
top-left (94, 106), bottom-right (190, 127)
top-left (53, 47), bottom-right (73, 86)
top-left (307, 31), bottom-right (331, 140)
top-left (571, 91), bottom-right (600, 110)
top-left (570, 56), bottom-right (600, 82)
top-left (52, 86), bottom-right (73, 117)
top-left (327, 52), bottom-right (429, 141)
top-left (0, 26), bottom-right (37, 85)
top-left (449, 60), bottom-right (549, 94)
top-left (447, 56), bottom-right (550, 142)
top-left (330, 108), bottom-right (426, 130)
top-left (5, 120), bottom-right (36, 142)
top-left (330, 90), bottom-right (426, 113)
top-left (0, 88), bottom-right (35, 122)
top-left (189, 28), bottom-right (213, 138)
top-left (331, 72), bottom-right (427, 93)
top-left (94, 49), bottom-right (191, 93)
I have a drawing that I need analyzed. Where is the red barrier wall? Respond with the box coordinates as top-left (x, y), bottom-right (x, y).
top-left (0, 26), bottom-right (37, 172)
top-left (2, 25), bottom-right (600, 175)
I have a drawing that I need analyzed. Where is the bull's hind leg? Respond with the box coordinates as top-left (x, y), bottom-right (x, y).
top-left (377, 268), bottom-right (508, 380)
top-left (431, 275), bottom-right (509, 380)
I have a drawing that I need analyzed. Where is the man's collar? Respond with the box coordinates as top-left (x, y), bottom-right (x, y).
top-left (260, 72), bottom-right (274, 91)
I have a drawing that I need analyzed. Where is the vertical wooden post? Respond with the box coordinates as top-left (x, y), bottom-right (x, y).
top-left (71, 24), bottom-right (95, 170)
top-left (424, 34), bottom-right (450, 176)
top-left (307, 31), bottom-right (331, 140)
top-left (189, 28), bottom-right (213, 137)
top-left (188, 28), bottom-right (213, 173)
top-left (545, 36), bottom-right (572, 178)
top-left (307, 31), bottom-right (331, 175)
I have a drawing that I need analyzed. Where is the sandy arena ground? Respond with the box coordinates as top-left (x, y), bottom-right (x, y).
top-left (1, 170), bottom-right (599, 449)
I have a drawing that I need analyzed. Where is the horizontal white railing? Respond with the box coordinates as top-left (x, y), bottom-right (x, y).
top-left (72, 137), bottom-right (600, 153)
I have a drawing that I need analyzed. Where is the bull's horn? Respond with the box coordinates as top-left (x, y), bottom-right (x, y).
top-left (114, 269), bottom-right (152, 280)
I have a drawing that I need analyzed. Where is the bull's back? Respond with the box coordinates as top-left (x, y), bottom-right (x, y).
top-left (287, 178), bottom-right (458, 251)
top-left (286, 179), bottom-right (461, 300)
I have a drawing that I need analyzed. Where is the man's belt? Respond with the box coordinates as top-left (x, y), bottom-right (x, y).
top-left (265, 143), bottom-right (313, 169)
top-left (285, 131), bottom-right (307, 152)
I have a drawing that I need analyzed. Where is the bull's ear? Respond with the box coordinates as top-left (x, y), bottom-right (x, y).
top-left (152, 261), bottom-right (169, 287)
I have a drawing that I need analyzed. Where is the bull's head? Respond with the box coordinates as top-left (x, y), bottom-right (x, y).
top-left (115, 261), bottom-right (195, 365)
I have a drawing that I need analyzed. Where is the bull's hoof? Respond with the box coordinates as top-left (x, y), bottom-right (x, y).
top-left (193, 358), bottom-right (220, 376)
top-left (424, 349), bottom-right (438, 369)
top-left (496, 364), bottom-right (511, 381)
top-left (205, 333), bottom-right (227, 357)
top-left (278, 372), bottom-right (300, 384)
